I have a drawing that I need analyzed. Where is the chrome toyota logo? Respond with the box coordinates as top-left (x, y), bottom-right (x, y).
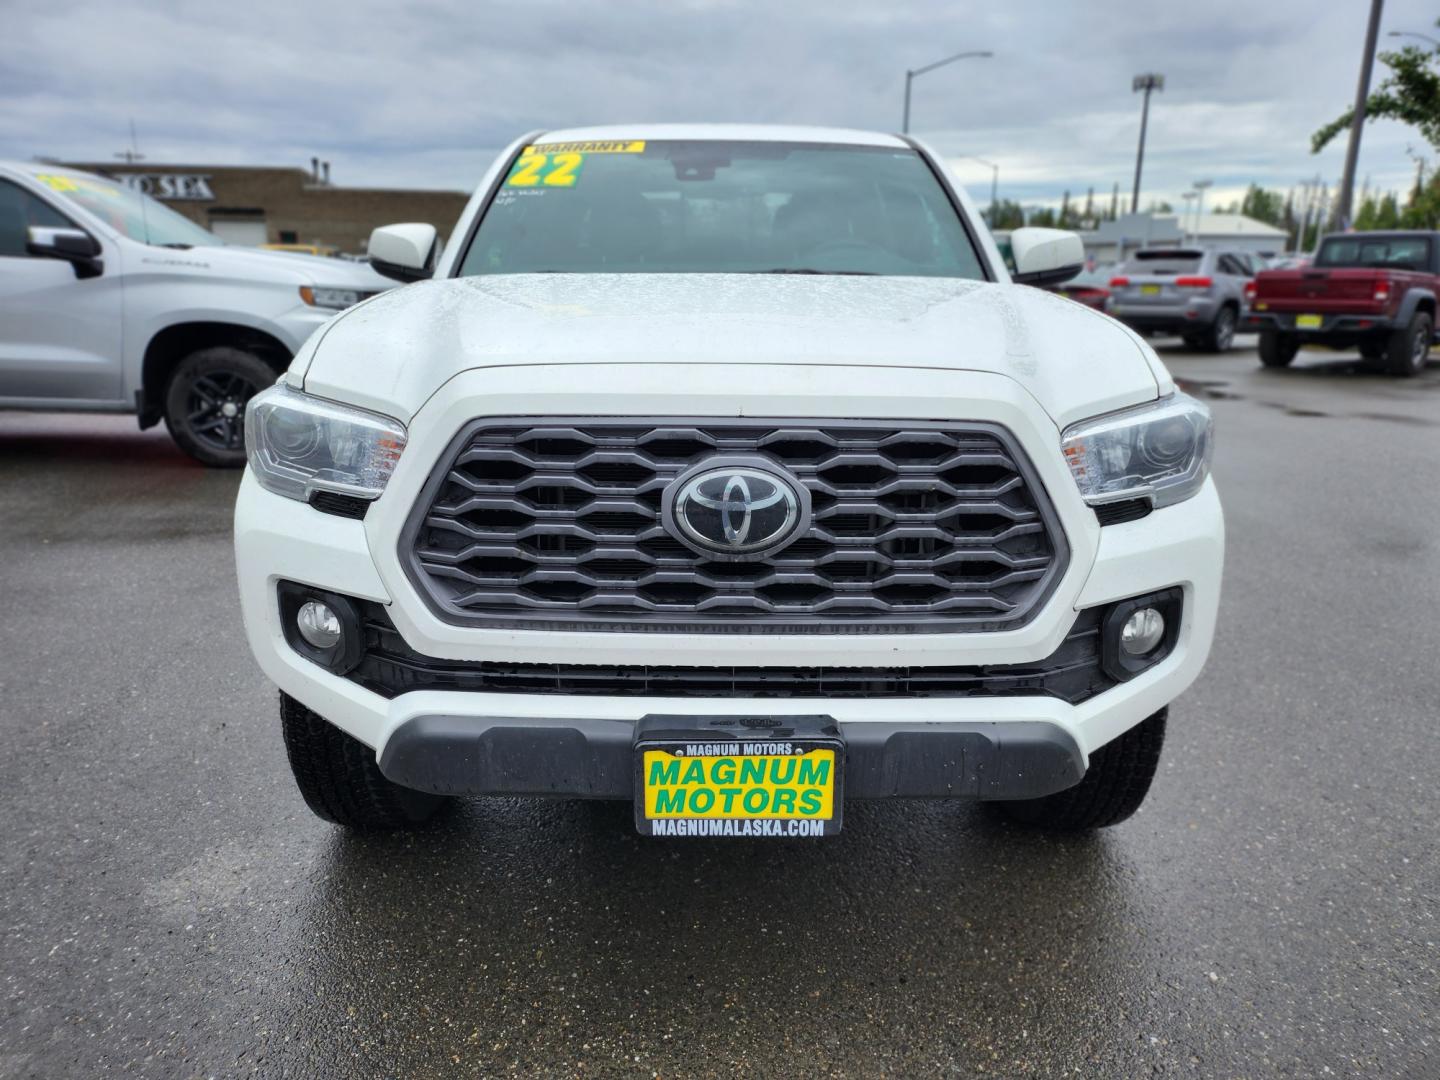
top-left (662, 459), bottom-right (810, 561)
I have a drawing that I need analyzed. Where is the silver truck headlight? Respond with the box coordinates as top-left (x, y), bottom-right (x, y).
top-left (1061, 392), bottom-right (1213, 509)
top-left (299, 286), bottom-right (369, 310)
top-left (244, 382), bottom-right (406, 502)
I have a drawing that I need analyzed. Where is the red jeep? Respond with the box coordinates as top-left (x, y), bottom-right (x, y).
top-left (1245, 231), bottom-right (1438, 377)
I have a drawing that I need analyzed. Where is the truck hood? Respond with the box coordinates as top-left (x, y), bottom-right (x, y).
top-left (164, 243), bottom-right (392, 290)
top-left (300, 274), bottom-right (1164, 427)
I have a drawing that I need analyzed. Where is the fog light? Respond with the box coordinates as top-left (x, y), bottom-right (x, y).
top-left (1120, 607), bottom-right (1165, 656)
top-left (296, 600), bottom-right (343, 649)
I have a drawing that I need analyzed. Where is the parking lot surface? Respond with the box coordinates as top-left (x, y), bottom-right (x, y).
top-left (2, 341), bottom-right (1438, 1077)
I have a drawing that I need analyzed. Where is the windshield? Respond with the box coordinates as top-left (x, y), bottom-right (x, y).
top-left (1315, 235), bottom-right (1431, 271)
top-left (458, 140), bottom-right (986, 278)
top-left (30, 170), bottom-right (222, 247)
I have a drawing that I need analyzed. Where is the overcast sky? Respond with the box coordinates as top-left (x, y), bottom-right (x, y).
top-left (2, 0), bottom-right (1434, 216)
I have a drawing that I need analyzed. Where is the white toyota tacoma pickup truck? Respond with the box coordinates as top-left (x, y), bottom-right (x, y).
top-left (0, 161), bottom-right (389, 465)
top-left (235, 125), bottom-right (1224, 837)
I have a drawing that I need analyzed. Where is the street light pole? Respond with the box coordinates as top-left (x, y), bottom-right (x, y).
top-left (1334, 0), bottom-right (1385, 230)
top-left (1180, 192), bottom-right (1197, 241)
top-left (901, 49), bottom-right (994, 134)
top-left (967, 156), bottom-right (1000, 225)
top-left (1130, 73), bottom-right (1165, 214)
top-left (1192, 178), bottom-right (1213, 239)
top-left (1388, 30), bottom-right (1440, 47)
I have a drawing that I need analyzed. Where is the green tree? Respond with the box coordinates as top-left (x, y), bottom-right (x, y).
top-left (989, 199), bottom-right (1026, 230)
top-left (1312, 26), bottom-right (1440, 153)
top-left (1238, 184), bottom-right (1286, 226)
top-left (1028, 206), bottom-right (1057, 227)
top-left (1400, 166), bottom-right (1440, 228)
top-left (1354, 192), bottom-right (1402, 229)
top-left (1058, 190), bottom-right (1078, 228)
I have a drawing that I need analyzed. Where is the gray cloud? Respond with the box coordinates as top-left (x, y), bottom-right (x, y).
top-left (1, 0), bottom-right (1433, 213)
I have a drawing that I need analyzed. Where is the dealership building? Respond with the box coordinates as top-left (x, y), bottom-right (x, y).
top-left (59, 160), bottom-right (470, 254)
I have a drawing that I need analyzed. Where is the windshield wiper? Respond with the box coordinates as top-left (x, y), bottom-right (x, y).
top-left (747, 268), bottom-right (879, 276)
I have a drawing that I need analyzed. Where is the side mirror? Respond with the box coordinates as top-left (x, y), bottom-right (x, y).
top-left (1009, 227), bottom-right (1084, 287)
top-left (27, 226), bottom-right (103, 279)
top-left (369, 223), bottom-right (438, 283)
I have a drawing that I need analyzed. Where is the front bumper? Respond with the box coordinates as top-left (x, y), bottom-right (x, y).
top-left (379, 714), bottom-right (1085, 800)
top-left (235, 364), bottom-right (1225, 796)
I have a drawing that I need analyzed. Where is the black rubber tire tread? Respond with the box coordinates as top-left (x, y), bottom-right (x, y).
top-left (998, 708), bottom-right (1167, 831)
top-left (279, 692), bottom-right (447, 830)
top-left (1257, 329), bottom-right (1299, 368)
top-left (1197, 305), bottom-right (1237, 353)
top-left (1384, 311), bottom-right (1431, 377)
top-left (163, 346), bottom-right (276, 468)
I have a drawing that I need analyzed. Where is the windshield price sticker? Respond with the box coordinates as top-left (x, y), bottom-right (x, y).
top-left (35, 174), bottom-right (81, 193)
top-left (506, 151), bottom-right (585, 188)
top-left (526, 140), bottom-right (646, 155)
top-left (506, 141), bottom-right (645, 189)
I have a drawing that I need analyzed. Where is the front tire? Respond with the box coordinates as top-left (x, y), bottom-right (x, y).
top-left (1383, 311), bottom-right (1432, 377)
top-left (1258, 329), bottom-right (1299, 368)
top-left (163, 346), bottom-right (276, 467)
top-left (280, 692), bottom-right (448, 830)
top-left (996, 708), bottom-right (1166, 831)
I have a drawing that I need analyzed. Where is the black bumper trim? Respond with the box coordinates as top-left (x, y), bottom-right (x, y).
top-left (377, 715), bottom-right (1085, 801)
top-left (1243, 312), bottom-right (1395, 334)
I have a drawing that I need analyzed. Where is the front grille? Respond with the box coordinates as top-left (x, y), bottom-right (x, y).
top-left (349, 602), bottom-right (1113, 704)
top-left (402, 419), bottom-right (1067, 634)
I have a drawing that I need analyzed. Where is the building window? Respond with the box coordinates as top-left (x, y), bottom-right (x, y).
top-left (278, 230), bottom-right (297, 244)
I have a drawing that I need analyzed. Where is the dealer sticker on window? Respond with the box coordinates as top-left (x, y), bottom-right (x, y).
top-left (505, 140), bottom-right (646, 189)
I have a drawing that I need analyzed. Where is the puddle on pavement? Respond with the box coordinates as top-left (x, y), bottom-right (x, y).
top-left (1175, 377), bottom-right (1244, 401)
top-left (1174, 375), bottom-right (1439, 425)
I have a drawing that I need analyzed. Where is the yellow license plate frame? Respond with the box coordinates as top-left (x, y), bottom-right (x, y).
top-left (1295, 313), bottom-right (1323, 329)
top-left (636, 743), bottom-right (841, 838)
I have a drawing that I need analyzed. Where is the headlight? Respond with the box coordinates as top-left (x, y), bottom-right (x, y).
top-left (1060, 392), bottom-right (1213, 509)
top-left (244, 382), bottom-right (406, 502)
top-left (299, 285), bottom-right (368, 310)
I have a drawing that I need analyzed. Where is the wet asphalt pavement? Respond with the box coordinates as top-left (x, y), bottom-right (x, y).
top-left (2, 341), bottom-right (1439, 1078)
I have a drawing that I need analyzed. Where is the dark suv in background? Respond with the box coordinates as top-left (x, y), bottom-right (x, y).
top-left (1108, 247), bottom-right (1258, 352)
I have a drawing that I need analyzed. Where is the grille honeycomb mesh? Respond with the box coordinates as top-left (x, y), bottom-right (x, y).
top-left (403, 420), bottom-right (1065, 633)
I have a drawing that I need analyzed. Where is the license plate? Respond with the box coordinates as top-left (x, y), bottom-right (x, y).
top-left (1140, 284), bottom-right (1161, 296)
top-left (633, 715), bottom-right (843, 838)
top-left (1296, 313), bottom-right (1323, 329)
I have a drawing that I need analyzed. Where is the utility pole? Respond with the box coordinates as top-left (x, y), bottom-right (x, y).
top-left (901, 50), bottom-right (993, 134)
top-left (1334, 0), bottom-right (1384, 230)
top-left (115, 119), bottom-right (144, 165)
top-left (1131, 73), bottom-right (1164, 213)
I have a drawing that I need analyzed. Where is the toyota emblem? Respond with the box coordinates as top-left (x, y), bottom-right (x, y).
top-left (661, 458), bottom-right (811, 561)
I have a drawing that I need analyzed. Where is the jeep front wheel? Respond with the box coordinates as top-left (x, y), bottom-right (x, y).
top-left (163, 346), bottom-right (275, 467)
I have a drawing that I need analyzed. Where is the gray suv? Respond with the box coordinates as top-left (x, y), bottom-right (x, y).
top-left (1107, 247), bottom-right (1257, 352)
